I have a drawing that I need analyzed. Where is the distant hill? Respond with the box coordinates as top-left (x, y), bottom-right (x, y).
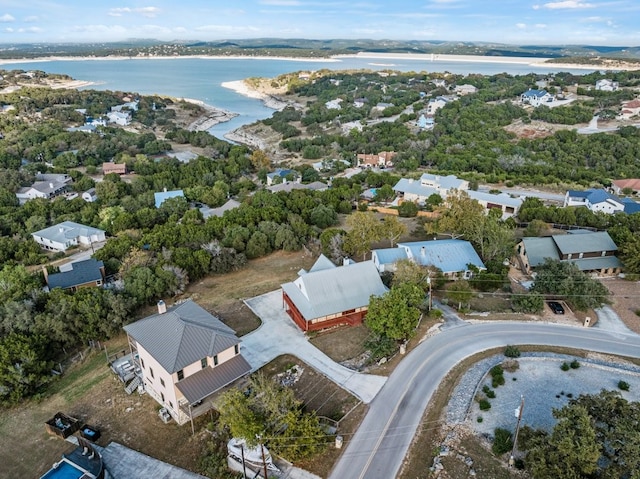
top-left (0, 39), bottom-right (638, 61)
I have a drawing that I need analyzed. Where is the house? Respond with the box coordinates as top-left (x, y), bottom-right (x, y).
top-left (66, 124), bottom-right (97, 133)
top-left (466, 190), bottom-right (522, 219)
top-left (595, 79), bottom-right (619, 92)
top-left (154, 188), bottom-right (185, 208)
top-left (199, 199), bottom-right (241, 219)
top-left (396, 240), bottom-right (486, 279)
top-left (325, 99), bottom-right (342, 110)
top-left (371, 248), bottom-right (409, 273)
top-left (618, 99), bottom-right (640, 120)
top-left (106, 111), bottom-right (131, 126)
top-left (102, 162), bottom-right (127, 175)
top-left (44, 259), bottom-right (105, 292)
top-left (564, 189), bottom-right (626, 214)
top-left (516, 231), bottom-right (622, 276)
top-left (393, 173), bottom-right (468, 204)
top-left (281, 256), bottom-right (388, 332)
top-left (266, 181), bottom-right (327, 193)
top-left (82, 188), bottom-right (97, 202)
top-left (312, 158), bottom-right (351, 172)
top-left (426, 96), bottom-right (453, 115)
top-left (266, 168), bottom-right (297, 186)
top-left (15, 173), bottom-right (72, 204)
top-left (611, 178), bottom-right (640, 196)
top-left (356, 151), bottom-right (396, 169)
top-left (353, 98), bottom-right (368, 108)
top-left (123, 299), bottom-right (251, 425)
top-left (431, 79), bottom-right (447, 88)
top-left (454, 84), bottom-right (478, 95)
top-left (32, 221), bottom-right (106, 252)
top-left (373, 102), bottom-right (394, 112)
top-left (521, 89), bottom-right (554, 107)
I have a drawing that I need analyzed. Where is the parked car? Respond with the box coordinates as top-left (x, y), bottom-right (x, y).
top-left (548, 301), bottom-right (565, 315)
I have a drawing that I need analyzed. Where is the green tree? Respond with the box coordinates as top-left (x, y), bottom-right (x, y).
top-left (446, 280), bottom-right (473, 310)
top-left (365, 283), bottom-right (423, 341)
top-left (511, 292), bottom-right (544, 314)
top-left (531, 259), bottom-right (610, 311)
top-left (343, 211), bottom-right (382, 260)
top-left (380, 216), bottom-right (407, 247)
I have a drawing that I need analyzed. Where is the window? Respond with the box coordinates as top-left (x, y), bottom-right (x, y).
top-left (169, 401), bottom-right (173, 409)
top-left (201, 358), bottom-right (207, 369)
top-left (234, 344), bottom-right (239, 355)
top-left (160, 378), bottom-right (165, 388)
top-left (140, 358), bottom-right (145, 369)
top-left (149, 367), bottom-right (154, 379)
top-left (579, 252), bottom-right (584, 259)
top-left (213, 355), bottom-right (219, 366)
top-left (160, 392), bottom-right (165, 403)
top-left (177, 369), bottom-right (184, 381)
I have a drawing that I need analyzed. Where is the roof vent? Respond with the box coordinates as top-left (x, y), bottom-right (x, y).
top-left (421, 246), bottom-right (426, 256)
top-left (157, 300), bottom-right (167, 314)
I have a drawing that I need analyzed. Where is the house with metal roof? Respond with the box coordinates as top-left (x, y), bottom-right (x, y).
top-left (393, 173), bottom-right (469, 204)
top-left (397, 240), bottom-right (486, 279)
top-left (154, 188), bottom-right (185, 208)
top-left (32, 221), bottom-right (106, 252)
top-left (521, 89), bottom-right (554, 107)
top-left (123, 299), bottom-right (251, 426)
top-left (612, 178), bottom-right (640, 196)
top-left (371, 248), bottom-right (409, 273)
top-left (45, 259), bottom-right (105, 292)
top-left (564, 188), bottom-right (626, 214)
top-left (281, 257), bottom-right (388, 332)
top-left (266, 168), bottom-right (297, 186)
top-left (467, 190), bottom-right (523, 219)
top-left (516, 231), bottom-right (622, 276)
top-left (15, 173), bottom-right (73, 204)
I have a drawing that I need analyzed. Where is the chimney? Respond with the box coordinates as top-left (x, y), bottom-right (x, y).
top-left (49, 183), bottom-right (54, 189)
top-left (157, 300), bottom-right (167, 314)
top-left (163, 187), bottom-right (167, 193)
top-left (343, 257), bottom-right (350, 267)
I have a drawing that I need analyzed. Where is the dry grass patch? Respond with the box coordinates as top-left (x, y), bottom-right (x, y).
top-left (309, 324), bottom-right (372, 363)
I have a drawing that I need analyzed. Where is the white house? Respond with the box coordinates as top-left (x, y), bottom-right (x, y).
top-left (521, 89), bottom-right (554, 107)
top-left (466, 190), bottom-right (523, 219)
top-left (325, 99), bottom-right (342, 110)
top-left (32, 221), bottom-right (106, 252)
top-left (107, 111), bottom-right (131, 126)
top-left (595, 79), bottom-right (619, 92)
top-left (564, 189), bottom-right (631, 214)
top-left (426, 96), bottom-right (454, 115)
top-left (454, 84), bottom-right (478, 95)
top-left (82, 188), bottom-right (97, 202)
top-left (124, 300), bottom-right (251, 425)
top-left (15, 173), bottom-right (73, 204)
top-left (393, 173), bottom-right (468, 204)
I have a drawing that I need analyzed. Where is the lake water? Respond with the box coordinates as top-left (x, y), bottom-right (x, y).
top-left (0, 56), bottom-right (595, 138)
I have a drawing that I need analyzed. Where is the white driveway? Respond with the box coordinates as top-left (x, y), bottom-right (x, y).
top-left (242, 290), bottom-right (387, 404)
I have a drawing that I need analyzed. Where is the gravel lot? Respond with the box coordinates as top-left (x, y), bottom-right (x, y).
top-left (447, 354), bottom-right (640, 438)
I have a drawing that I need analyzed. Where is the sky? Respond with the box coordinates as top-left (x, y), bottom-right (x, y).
top-left (0, 0), bottom-right (639, 46)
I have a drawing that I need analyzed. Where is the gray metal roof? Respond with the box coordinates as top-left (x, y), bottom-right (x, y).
top-left (281, 261), bottom-right (388, 321)
top-left (266, 181), bottom-right (327, 193)
top-left (47, 259), bottom-right (104, 289)
top-left (372, 248), bottom-right (409, 266)
top-left (176, 354), bottom-right (251, 403)
top-left (32, 221), bottom-right (105, 243)
top-left (552, 231), bottom-right (617, 255)
top-left (566, 256), bottom-right (623, 271)
top-left (392, 178), bottom-right (438, 198)
top-left (467, 190), bottom-right (523, 208)
top-left (521, 237), bottom-right (559, 267)
top-left (308, 254), bottom-right (337, 273)
top-left (123, 300), bottom-right (240, 374)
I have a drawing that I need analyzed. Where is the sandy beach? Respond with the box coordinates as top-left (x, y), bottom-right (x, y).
top-left (221, 80), bottom-right (292, 110)
top-left (180, 98), bottom-right (238, 132)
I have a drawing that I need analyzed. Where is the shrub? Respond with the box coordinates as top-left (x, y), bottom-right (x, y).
top-left (570, 360), bottom-right (580, 369)
top-left (561, 362), bottom-right (570, 371)
top-left (486, 389), bottom-right (496, 399)
top-left (618, 380), bottom-right (630, 391)
top-left (482, 385), bottom-right (491, 394)
top-left (504, 345), bottom-right (521, 358)
top-left (492, 428), bottom-right (514, 455)
top-left (479, 399), bottom-right (491, 411)
top-left (492, 375), bottom-right (505, 388)
top-left (490, 365), bottom-right (504, 377)
top-left (477, 416), bottom-right (483, 423)
top-left (502, 359), bottom-right (520, 373)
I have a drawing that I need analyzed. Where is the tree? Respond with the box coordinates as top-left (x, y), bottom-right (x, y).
top-left (343, 211), bottom-right (382, 260)
top-left (309, 204), bottom-right (338, 229)
top-left (365, 283), bottom-right (424, 341)
top-left (380, 216), bottom-right (407, 247)
top-left (217, 374), bottom-right (327, 460)
top-left (250, 149), bottom-right (271, 171)
top-left (525, 404), bottom-right (600, 479)
top-left (511, 292), bottom-right (544, 314)
top-left (531, 259), bottom-right (610, 311)
top-left (446, 280), bottom-right (473, 310)
top-left (392, 259), bottom-right (430, 291)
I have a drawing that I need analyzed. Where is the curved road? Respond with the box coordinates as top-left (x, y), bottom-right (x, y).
top-left (329, 321), bottom-right (640, 479)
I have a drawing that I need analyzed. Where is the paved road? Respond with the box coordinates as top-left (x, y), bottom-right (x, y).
top-left (329, 321), bottom-right (640, 479)
top-left (243, 291), bottom-right (387, 404)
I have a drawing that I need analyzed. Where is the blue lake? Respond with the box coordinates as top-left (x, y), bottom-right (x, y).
top-left (0, 56), bottom-right (596, 138)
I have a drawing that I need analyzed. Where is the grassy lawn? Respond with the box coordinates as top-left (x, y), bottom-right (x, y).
top-left (309, 324), bottom-right (372, 363)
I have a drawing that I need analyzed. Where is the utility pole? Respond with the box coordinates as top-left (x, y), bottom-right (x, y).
top-left (510, 395), bottom-right (525, 467)
top-left (426, 276), bottom-right (432, 311)
top-left (260, 442), bottom-right (269, 479)
top-left (240, 443), bottom-right (247, 479)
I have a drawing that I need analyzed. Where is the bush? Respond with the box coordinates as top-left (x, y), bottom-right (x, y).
top-left (490, 365), bottom-right (504, 377)
top-left (492, 375), bottom-right (506, 388)
top-left (618, 380), bottom-right (630, 391)
top-left (492, 428), bottom-right (514, 455)
top-left (477, 416), bottom-right (483, 423)
top-left (570, 360), bottom-right (580, 369)
top-left (504, 345), bottom-right (521, 358)
top-left (561, 362), bottom-right (570, 371)
top-left (479, 399), bottom-right (491, 411)
top-left (486, 389), bottom-right (496, 399)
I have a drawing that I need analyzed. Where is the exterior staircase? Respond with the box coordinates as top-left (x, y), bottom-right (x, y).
top-left (124, 376), bottom-right (141, 395)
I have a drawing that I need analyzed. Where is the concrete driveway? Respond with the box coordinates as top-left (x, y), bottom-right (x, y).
top-left (242, 290), bottom-right (387, 404)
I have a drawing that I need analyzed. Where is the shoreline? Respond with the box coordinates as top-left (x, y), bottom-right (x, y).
top-left (180, 98), bottom-right (238, 132)
top-left (221, 79), bottom-right (292, 110)
top-left (0, 52), bottom-right (637, 71)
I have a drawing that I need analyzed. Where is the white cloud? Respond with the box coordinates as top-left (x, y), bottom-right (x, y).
top-left (535, 23), bottom-right (547, 28)
top-left (0, 13), bottom-right (15, 22)
top-left (195, 24), bottom-right (260, 33)
top-left (19, 26), bottom-right (41, 33)
top-left (516, 22), bottom-right (527, 29)
top-left (3, 27), bottom-right (13, 32)
top-left (109, 6), bottom-right (160, 18)
top-left (23, 15), bottom-right (39, 22)
top-left (541, 1), bottom-right (595, 9)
